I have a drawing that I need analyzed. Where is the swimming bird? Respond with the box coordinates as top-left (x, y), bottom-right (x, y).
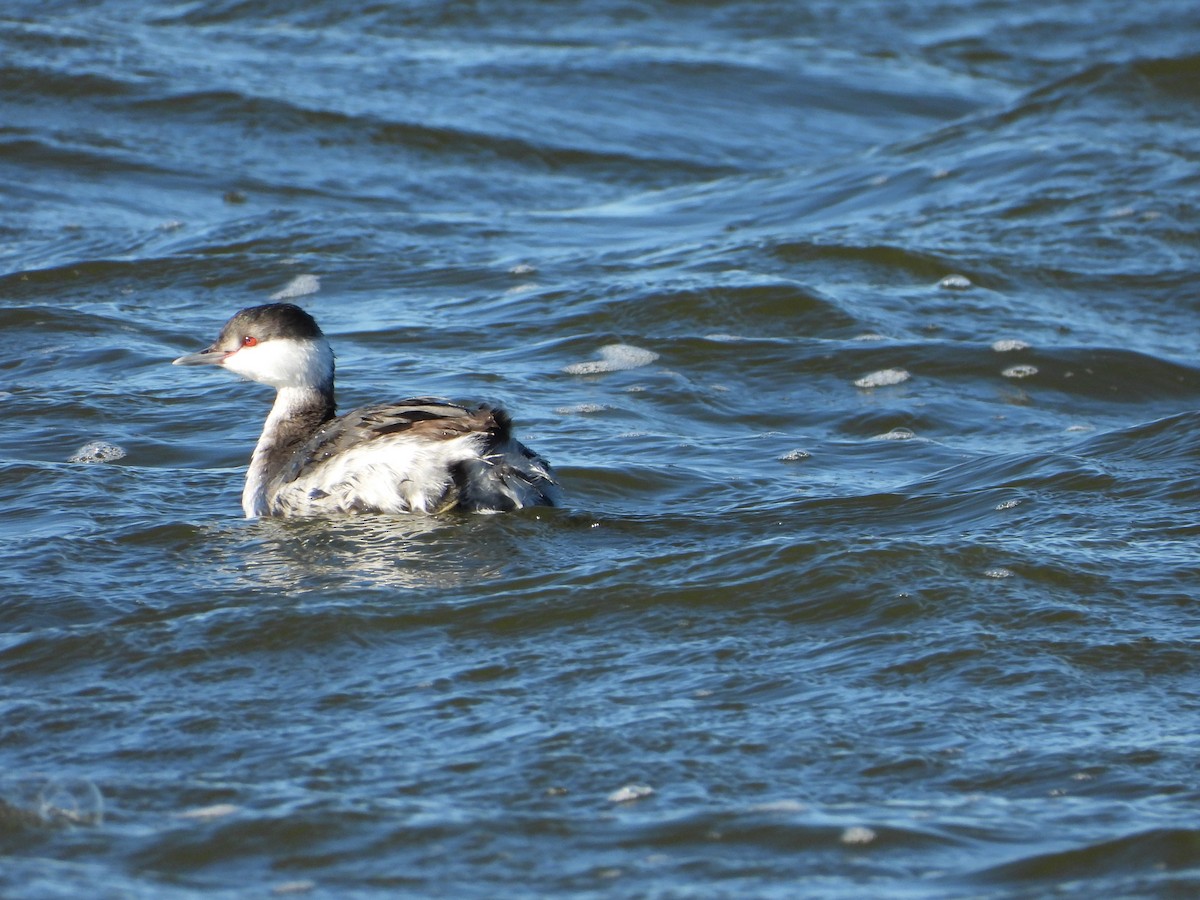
top-left (173, 303), bottom-right (560, 518)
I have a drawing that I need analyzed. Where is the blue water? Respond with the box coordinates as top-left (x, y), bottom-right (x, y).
top-left (3, 1), bottom-right (1200, 896)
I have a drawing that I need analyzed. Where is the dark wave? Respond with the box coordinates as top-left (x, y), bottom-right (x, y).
top-left (129, 88), bottom-right (737, 183)
top-left (0, 130), bottom-right (172, 179)
top-left (1021, 52), bottom-right (1200, 112)
top-left (0, 64), bottom-right (137, 101)
top-left (770, 240), bottom-right (970, 285)
top-left (978, 827), bottom-right (1200, 884)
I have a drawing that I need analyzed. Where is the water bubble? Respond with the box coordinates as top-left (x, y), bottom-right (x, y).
top-left (564, 344), bottom-right (659, 375)
top-left (779, 449), bottom-right (811, 462)
top-left (270, 274), bottom-right (320, 301)
top-left (994, 498), bottom-right (1022, 511)
top-left (554, 403), bottom-right (608, 415)
top-left (984, 568), bottom-right (1014, 579)
top-left (37, 778), bottom-right (104, 826)
top-left (938, 274), bottom-right (972, 290)
top-left (0, 777), bottom-right (104, 827)
top-left (607, 784), bottom-right (654, 803)
top-left (68, 441), bottom-right (126, 464)
top-left (854, 368), bottom-right (910, 389)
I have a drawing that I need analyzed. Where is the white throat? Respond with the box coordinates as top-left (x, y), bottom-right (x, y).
top-left (242, 385), bottom-right (332, 518)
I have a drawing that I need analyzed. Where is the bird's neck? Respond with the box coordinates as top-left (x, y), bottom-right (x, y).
top-left (243, 384), bottom-right (336, 517)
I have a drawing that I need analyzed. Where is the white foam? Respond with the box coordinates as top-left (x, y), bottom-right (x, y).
top-left (992, 339), bottom-right (1030, 352)
top-left (984, 568), bottom-right (1014, 579)
top-left (607, 784), bottom-right (654, 803)
top-left (269, 274), bottom-right (321, 301)
top-left (508, 263), bottom-right (537, 275)
top-left (779, 449), bottom-right (811, 462)
top-left (1002, 364), bottom-right (1038, 379)
top-left (564, 344), bottom-right (659, 375)
top-left (841, 826), bottom-right (877, 845)
top-left (271, 881), bottom-right (317, 896)
top-left (176, 803), bottom-right (240, 820)
top-left (871, 428), bottom-right (915, 441)
top-left (750, 799), bottom-right (807, 813)
top-left (994, 498), bottom-right (1022, 511)
top-left (854, 368), bottom-right (910, 388)
top-left (554, 403), bottom-right (608, 415)
top-left (938, 273), bottom-right (972, 290)
top-left (68, 441), bottom-right (126, 464)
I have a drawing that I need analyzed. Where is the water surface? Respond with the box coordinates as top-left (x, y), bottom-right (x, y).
top-left (3, 1), bottom-right (1200, 896)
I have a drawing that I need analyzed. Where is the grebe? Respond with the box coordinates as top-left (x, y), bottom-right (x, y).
top-left (173, 303), bottom-right (560, 518)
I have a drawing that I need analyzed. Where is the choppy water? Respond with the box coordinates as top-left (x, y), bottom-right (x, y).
top-left (3, 1), bottom-right (1200, 896)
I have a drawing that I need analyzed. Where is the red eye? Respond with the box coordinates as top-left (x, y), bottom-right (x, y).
top-left (242, 335), bottom-right (258, 347)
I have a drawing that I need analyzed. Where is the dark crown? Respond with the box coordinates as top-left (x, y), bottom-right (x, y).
top-left (219, 303), bottom-right (324, 344)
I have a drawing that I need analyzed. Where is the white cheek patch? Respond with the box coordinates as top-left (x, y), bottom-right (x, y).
top-left (224, 338), bottom-right (332, 389)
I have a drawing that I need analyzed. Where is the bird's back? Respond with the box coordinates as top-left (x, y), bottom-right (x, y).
top-left (262, 398), bottom-right (560, 516)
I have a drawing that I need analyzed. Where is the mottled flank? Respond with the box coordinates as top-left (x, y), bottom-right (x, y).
top-left (268, 400), bottom-right (560, 516)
